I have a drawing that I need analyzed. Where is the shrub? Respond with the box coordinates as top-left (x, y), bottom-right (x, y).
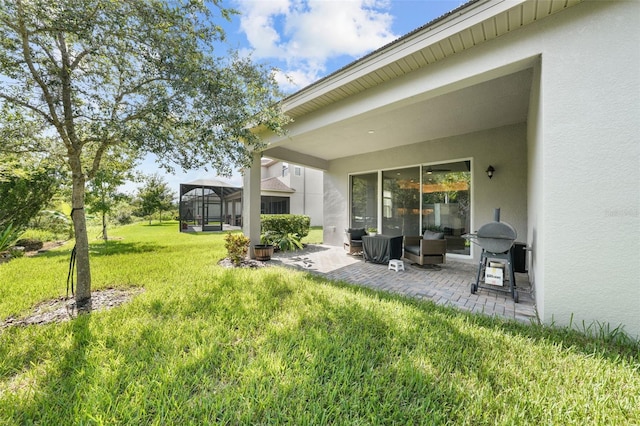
top-left (261, 214), bottom-right (310, 239)
top-left (15, 238), bottom-right (43, 252)
top-left (224, 233), bottom-right (250, 266)
top-left (261, 231), bottom-right (303, 252)
top-left (0, 224), bottom-right (22, 252)
top-left (111, 201), bottom-right (136, 225)
top-left (19, 228), bottom-right (59, 242)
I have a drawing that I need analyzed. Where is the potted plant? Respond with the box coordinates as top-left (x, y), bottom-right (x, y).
top-left (367, 227), bottom-right (378, 236)
top-left (254, 232), bottom-right (277, 261)
top-left (255, 231), bottom-right (303, 260)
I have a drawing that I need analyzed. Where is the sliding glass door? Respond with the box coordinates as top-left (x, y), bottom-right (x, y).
top-left (422, 161), bottom-right (471, 255)
top-left (350, 173), bottom-right (377, 230)
top-left (349, 160), bottom-right (471, 256)
top-left (382, 167), bottom-right (420, 236)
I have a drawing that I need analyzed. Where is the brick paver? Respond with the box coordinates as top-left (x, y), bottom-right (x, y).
top-left (272, 244), bottom-right (538, 324)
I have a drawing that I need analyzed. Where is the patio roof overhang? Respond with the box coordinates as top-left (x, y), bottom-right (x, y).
top-left (180, 179), bottom-right (242, 199)
top-left (259, 0), bottom-right (580, 168)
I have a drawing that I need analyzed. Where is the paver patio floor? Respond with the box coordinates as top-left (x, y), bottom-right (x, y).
top-left (271, 244), bottom-right (538, 324)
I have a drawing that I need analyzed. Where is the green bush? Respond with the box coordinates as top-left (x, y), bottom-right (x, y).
top-left (224, 233), bottom-right (250, 266)
top-left (0, 224), bottom-right (22, 252)
top-left (261, 214), bottom-right (310, 239)
top-left (19, 228), bottom-right (60, 243)
top-left (261, 231), bottom-right (303, 252)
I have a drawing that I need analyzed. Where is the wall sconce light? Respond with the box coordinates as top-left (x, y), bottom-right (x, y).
top-left (486, 165), bottom-right (495, 179)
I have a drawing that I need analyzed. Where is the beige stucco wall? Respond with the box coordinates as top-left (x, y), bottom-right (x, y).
top-left (260, 162), bottom-right (324, 226)
top-left (323, 123), bottom-right (528, 261)
top-left (323, 1), bottom-right (639, 338)
top-left (530, 1), bottom-right (639, 337)
top-left (288, 167), bottom-right (324, 226)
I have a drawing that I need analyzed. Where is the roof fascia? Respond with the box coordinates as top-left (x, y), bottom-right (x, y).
top-left (282, 0), bottom-right (526, 111)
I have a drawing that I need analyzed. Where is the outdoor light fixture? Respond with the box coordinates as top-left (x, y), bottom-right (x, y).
top-left (486, 165), bottom-right (495, 179)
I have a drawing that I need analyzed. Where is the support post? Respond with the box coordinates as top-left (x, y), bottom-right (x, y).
top-left (242, 151), bottom-right (262, 258)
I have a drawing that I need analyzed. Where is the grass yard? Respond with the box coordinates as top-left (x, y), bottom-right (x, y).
top-left (0, 222), bottom-right (638, 424)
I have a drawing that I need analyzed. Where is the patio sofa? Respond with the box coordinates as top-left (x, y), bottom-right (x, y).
top-left (403, 230), bottom-right (447, 266)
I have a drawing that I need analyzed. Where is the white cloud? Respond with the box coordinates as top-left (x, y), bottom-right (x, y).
top-left (233, 0), bottom-right (398, 91)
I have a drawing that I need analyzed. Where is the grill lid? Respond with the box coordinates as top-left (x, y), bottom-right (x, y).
top-left (477, 221), bottom-right (517, 240)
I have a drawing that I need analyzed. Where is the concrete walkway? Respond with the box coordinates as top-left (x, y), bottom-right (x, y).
top-left (271, 244), bottom-right (538, 324)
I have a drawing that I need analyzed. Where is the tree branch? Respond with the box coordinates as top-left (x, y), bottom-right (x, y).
top-left (0, 93), bottom-right (55, 126)
top-left (15, 0), bottom-right (68, 147)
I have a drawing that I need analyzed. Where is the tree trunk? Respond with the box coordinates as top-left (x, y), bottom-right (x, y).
top-left (71, 169), bottom-right (92, 312)
top-left (102, 212), bottom-right (108, 241)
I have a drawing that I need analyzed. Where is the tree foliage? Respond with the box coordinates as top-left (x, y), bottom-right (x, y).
top-left (86, 150), bottom-right (136, 240)
top-left (0, 0), bottom-right (288, 308)
top-left (0, 155), bottom-right (61, 234)
top-left (136, 173), bottom-right (175, 224)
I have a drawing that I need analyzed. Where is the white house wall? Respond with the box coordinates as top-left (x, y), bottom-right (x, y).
top-left (324, 1), bottom-right (639, 337)
top-left (530, 1), bottom-right (639, 337)
top-left (324, 124), bottom-right (528, 256)
top-left (288, 167), bottom-right (324, 227)
top-left (264, 1), bottom-right (639, 337)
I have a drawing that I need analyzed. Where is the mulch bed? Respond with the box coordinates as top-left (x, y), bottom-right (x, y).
top-left (1, 253), bottom-right (268, 330)
top-left (0, 287), bottom-right (145, 330)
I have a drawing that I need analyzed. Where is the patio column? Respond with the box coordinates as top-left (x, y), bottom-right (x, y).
top-left (242, 151), bottom-right (261, 258)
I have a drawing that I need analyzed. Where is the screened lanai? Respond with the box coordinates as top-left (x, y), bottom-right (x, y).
top-left (179, 179), bottom-right (242, 232)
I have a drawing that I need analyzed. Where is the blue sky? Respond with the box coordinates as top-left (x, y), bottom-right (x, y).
top-left (129, 0), bottom-right (465, 194)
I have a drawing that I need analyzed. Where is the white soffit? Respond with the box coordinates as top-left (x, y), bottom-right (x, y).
top-left (282, 0), bottom-right (582, 119)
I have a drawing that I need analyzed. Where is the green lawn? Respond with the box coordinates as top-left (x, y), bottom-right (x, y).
top-left (302, 225), bottom-right (323, 244)
top-left (0, 222), bottom-right (638, 424)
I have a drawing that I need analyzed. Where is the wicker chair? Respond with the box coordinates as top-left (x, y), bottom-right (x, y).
top-left (344, 227), bottom-right (367, 255)
top-left (403, 231), bottom-right (447, 266)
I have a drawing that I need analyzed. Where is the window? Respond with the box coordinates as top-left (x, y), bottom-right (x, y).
top-left (261, 196), bottom-right (290, 214)
top-left (294, 166), bottom-right (302, 176)
top-left (350, 173), bottom-right (377, 230)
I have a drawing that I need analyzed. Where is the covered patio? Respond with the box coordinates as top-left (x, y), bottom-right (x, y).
top-left (243, 0), bottom-right (639, 338)
top-left (270, 245), bottom-right (537, 323)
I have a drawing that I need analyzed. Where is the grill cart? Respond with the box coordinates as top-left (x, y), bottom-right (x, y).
top-left (466, 209), bottom-right (519, 303)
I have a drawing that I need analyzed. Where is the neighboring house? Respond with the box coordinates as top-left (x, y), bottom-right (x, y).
top-left (243, 0), bottom-right (639, 338)
top-left (260, 157), bottom-right (323, 226)
top-left (180, 160), bottom-right (322, 231)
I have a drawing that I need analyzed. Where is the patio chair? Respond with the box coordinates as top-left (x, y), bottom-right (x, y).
top-left (344, 227), bottom-right (367, 255)
top-left (403, 230), bottom-right (447, 267)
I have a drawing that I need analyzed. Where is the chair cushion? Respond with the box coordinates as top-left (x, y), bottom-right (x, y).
top-left (347, 228), bottom-right (367, 240)
top-left (423, 230), bottom-right (444, 240)
top-left (404, 245), bottom-right (420, 256)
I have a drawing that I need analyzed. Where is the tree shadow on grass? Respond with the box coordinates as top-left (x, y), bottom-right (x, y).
top-left (1, 314), bottom-right (95, 423)
top-left (35, 240), bottom-right (163, 259)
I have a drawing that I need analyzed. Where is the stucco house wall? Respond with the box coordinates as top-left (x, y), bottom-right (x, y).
top-left (529, 1), bottom-right (639, 334)
top-left (323, 0), bottom-right (639, 338)
top-left (324, 123), bottom-right (528, 256)
top-left (261, 160), bottom-right (324, 226)
top-left (288, 166), bottom-right (324, 227)
top-left (252, 0), bottom-right (639, 338)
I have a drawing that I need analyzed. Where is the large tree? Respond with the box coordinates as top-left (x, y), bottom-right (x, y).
top-left (0, 0), bottom-right (287, 310)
